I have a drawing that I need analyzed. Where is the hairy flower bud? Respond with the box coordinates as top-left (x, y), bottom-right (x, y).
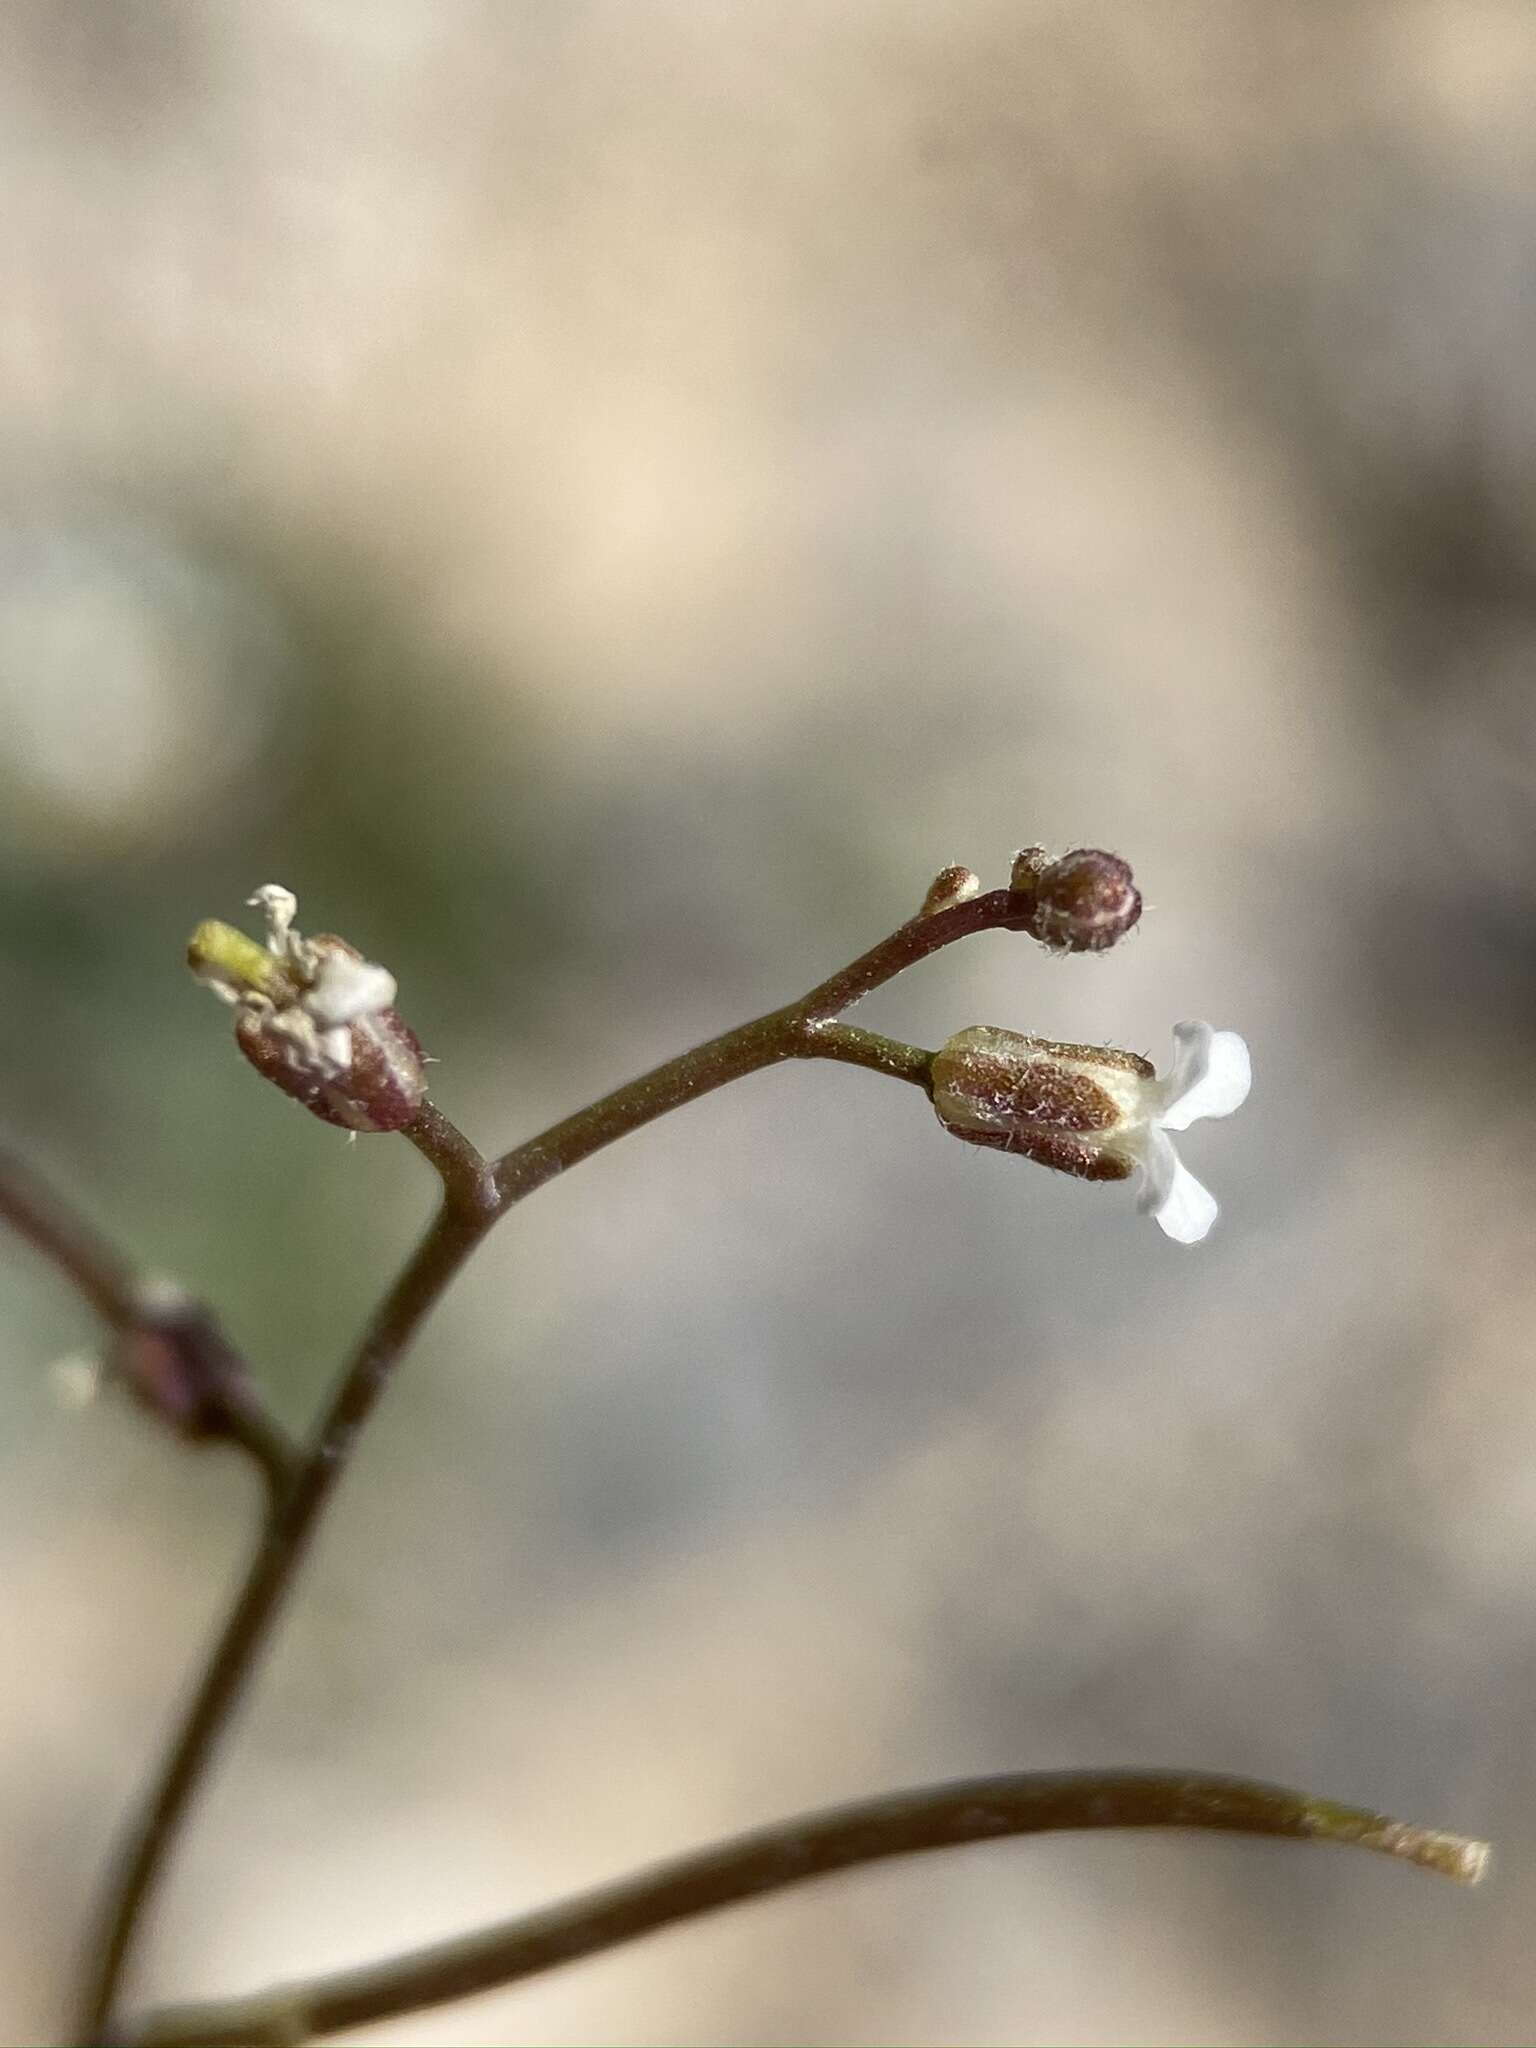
top-left (932, 1020), bottom-right (1250, 1243)
top-left (1009, 845), bottom-right (1052, 893)
top-left (1026, 848), bottom-right (1142, 953)
top-left (108, 1282), bottom-right (256, 1441)
top-left (189, 886), bottom-right (427, 1133)
top-left (919, 864), bottom-right (983, 917)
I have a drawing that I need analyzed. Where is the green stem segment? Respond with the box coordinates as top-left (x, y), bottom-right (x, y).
top-left (115, 1770), bottom-right (1487, 2048)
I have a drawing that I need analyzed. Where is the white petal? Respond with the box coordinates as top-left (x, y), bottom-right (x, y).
top-left (247, 884), bottom-right (299, 957)
top-left (1148, 1152), bottom-right (1220, 1245)
top-left (318, 1023), bottom-right (354, 1074)
top-left (1134, 1124), bottom-right (1180, 1216)
top-left (306, 956), bottom-right (397, 1028)
top-left (1159, 1023), bottom-right (1251, 1132)
top-left (1158, 1019), bottom-right (1212, 1106)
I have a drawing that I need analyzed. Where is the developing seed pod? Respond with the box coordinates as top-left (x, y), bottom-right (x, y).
top-left (931, 1026), bottom-right (1150, 1181)
top-left (931, 1019), bottom-right (1252, 1244)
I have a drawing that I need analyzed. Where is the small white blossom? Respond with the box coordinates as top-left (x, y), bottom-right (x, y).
top-left (931, 1019), bottom-right (1252, 1245)
top-left (189, 885), bottom-right (425, 1131)
top-left (233, 883), bottom-right (398, 1081)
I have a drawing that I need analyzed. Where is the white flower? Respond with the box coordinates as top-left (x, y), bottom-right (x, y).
top-left (930, 1020), bottom-right (1252, 1245)
top-left (188, 884), bottom-right (424, 1133)
top-left (188, 883), bottom-right (398, 1082)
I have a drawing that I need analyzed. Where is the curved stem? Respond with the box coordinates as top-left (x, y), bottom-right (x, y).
top-left (799, 888), bottom-right (1030, 1022)
top-left (402, 1101), bottom-right (496, 1214)
top-left (1, 1145), bottom-right (147, 1329)
top-left (116, 1769), bottom-right (1487, 2047)
top-left (493, 1004), bottom-right (806, 1203)
top-left (217, 1402), bottom-right (301, 1517)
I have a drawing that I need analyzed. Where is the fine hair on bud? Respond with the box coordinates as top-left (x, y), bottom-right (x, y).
top-left (1029, 848), bottom-right (1142, 953)
top-left (1009, 845), bottom-right (1052, 895)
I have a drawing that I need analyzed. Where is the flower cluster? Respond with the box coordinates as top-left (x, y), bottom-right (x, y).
top-left (187, 886), bottom-right (426, 1133)
top-left (186, 851), bottom-right (1250, 1244)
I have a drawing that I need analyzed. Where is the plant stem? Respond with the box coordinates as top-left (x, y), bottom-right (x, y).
top-left (75, 882), bottom-right (1091, 2039)
top-left (1, 1145), bottom-right (147, 1328)
top-left (78, 1194), bottom-right (494, 2040)
top-left (804, 1021), bottom-right (937, 1087)
top-left (0, 1146), bottom-right (299, 1495)
top-left (492, 1016), bottom-right (933, 1204)
top-left (114, 1769), bottom-right (1488, 2047)
top-left (402, 1101), bottom-right (496, 1211)
top-left (492, 1004), bottom-right (807, 1203)
top-left (799, 887), bottom-right (1030, 1020)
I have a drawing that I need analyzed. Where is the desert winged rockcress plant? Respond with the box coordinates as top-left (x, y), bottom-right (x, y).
top-left (0, 846), bottom-right (1484, 2048)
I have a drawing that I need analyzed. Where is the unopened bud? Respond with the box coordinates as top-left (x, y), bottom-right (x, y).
top-left (189, 887), bottom-right (427, 1134)
top-left (1009, 845), bottom-right (1052, 894)
top-left (1026, 847), bottom-right (1141, 953)
top-left (919, 865), bottom-right (982, 917)
top-left (108, 1290), bottom-right (255, 1441)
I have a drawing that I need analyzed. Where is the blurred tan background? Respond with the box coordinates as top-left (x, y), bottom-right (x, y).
top-left (3, 3), bottom-right (1535, 2041)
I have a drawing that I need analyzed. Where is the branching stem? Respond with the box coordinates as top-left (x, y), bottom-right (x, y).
top-left (70, 875), bottom-right (1477, 2047)
top-left (78, 888), bottom-right (1026, 2039)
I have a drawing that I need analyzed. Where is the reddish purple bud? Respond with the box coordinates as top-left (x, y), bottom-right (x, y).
top-left (1027, 848), bottom-right (1141, 953)
top-left (234, 937), bottom-right (427, 1133)
top-left (109, 1292), bottom-right (255, 1442)
top-left (190, 888), bottom-right (428, 1135)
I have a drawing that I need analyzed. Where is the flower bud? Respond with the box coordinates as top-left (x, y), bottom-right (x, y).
top-left (189, 886), bottom-right (427, 1134)
top-left (919, 864), bottom-right (982, 917)
top-left (1027, 847), bottom-right (1141, 953)
top-left (108, 1286), bottom-right (255, 1441)
top-left (1009, 845), bottom-right (1052, 894)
